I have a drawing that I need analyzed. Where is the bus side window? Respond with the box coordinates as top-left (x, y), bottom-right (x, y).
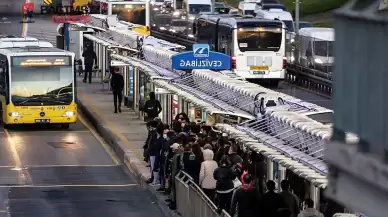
top-left (226, 33), bottom-right (233, 55)
top-left (0, 60), bottom-right (5, 93)
top-left (218, 35), bottom-right (226, 53)
top-left (306, 42), bottom-right (313, 57)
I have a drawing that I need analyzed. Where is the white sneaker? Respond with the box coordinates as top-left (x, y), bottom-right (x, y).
top-left (150, 183), bottom-right (161, 187)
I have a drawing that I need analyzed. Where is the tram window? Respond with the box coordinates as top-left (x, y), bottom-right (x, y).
top-left (0, 59), bottom-right (6, 93)
top-left (0, 68), bottom-right (4, 92)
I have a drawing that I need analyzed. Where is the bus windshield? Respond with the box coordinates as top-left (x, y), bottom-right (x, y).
top-left (10, 56), bottom-right (73, 106)
top-left (237, 23), bottom-right (283, 52)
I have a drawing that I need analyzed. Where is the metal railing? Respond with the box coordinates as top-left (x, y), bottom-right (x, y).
top-left (175, 171), bottom-right (231, 217)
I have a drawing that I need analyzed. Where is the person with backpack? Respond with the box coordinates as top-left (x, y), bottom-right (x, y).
top-left (143, 92), bottom-right (162, 122)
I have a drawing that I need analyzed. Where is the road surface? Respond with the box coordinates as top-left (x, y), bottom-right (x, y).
top-left (0, 16), bottom-right (166, 217)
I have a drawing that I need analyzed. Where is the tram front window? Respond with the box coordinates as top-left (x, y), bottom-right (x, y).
top-left (10, 56), bottom-right (73, 106)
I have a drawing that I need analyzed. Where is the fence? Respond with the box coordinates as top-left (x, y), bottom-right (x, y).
top-left (286, 33), bottom-right (334, 75)
top-left (175, 171), bottom-right (231, 217)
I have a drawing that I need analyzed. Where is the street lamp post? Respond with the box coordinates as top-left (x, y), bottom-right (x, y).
top-left (294, 0), bottom-right (300, 65)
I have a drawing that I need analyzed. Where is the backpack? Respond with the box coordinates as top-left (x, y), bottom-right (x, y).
top-left (180, 152), bottom-right (196, 172)
top-left (146, 100), bottom-right (159, 117)
top-left (231, 162), bottom-right (243, 178)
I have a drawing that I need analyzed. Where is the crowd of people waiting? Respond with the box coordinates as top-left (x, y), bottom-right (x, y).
top-left (141, 92), bottom-right (345, 217)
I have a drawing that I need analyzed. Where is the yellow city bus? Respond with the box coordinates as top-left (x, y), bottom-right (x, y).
top-left (0, 37), bottom-right (77, 129)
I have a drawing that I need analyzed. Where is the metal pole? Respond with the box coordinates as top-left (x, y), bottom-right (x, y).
top-left (294, 0), bottom-right (300, 65)
top-left (146, 0), bottom-right (150, 29)
top-left (295, 0), bottom-right (300, 35)
top-left (64, 23), bottom-right (70, 51)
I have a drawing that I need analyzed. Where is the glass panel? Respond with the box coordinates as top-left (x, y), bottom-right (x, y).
top-left (139, 70), bottom-right (145, 104)
top-left (127, 65), bottom-right (134, 105)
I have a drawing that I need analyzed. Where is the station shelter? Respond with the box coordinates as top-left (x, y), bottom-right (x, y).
top-left (71, 25), bottom-right (333, 212)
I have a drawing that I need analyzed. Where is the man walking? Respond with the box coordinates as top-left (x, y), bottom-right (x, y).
top-left (82, 45), bottom-right (97, 83)
top-left (110, 67), bottom-right (124, 113)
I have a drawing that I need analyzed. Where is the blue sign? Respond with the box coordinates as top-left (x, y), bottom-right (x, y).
top-left (171, 44), bottom-right (231, 70)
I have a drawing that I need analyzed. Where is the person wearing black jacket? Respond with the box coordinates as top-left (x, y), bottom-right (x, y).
top-left (110, 67), bottom-right (124, 113)
top-left (180, 138), bottom-right (201, 184)
top-left (260, 180), bottom-right (288, 217)
top-left (230, 174), bottom-right (261, 217)
top-left (149, 124), bottom-right (164, 186)
top-left (213, 155), bottom-right (237, 213)
top-left (82, 45), bottom-right (97, 83)
top-left (229, 144), bottom-right (243, 165)
top-left (145, 120), bottom-right (159, 184)
top-left (144, 92), bottom-right (162, 122)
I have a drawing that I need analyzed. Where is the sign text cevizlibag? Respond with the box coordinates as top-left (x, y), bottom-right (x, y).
top-left (171, 44), bottom-right (231, 70)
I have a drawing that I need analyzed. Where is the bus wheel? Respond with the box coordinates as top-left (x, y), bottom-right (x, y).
top-left (61, 124), bottom-right (70, 129)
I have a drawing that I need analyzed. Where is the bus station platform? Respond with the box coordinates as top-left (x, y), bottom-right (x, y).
top-left (76, 77), bottom-right (175, 217)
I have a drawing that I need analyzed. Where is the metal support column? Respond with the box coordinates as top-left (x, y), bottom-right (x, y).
top-left (278, 164), bottom-right (286, 189)
top-left (101, 46), bottom-right (106, 84)
top-left (310, 183), bottom-right (319, 209)
top-left (133, 68), bottom-right (140, 115)
top-left (178, 96), bottom-right (183, 113)
top-left (64, 23), bottom-right (69, 51)
top-left (267, 159), bottom-right (274, 181)
top-left (123, 66), bottom-right (128, 101)
top-left (145, 0), bottom-right (150, 29)
top-left (162, 94), bottom-right (168, 122)
top-left (183, 101), bottom-right (189, 115)
top-left (167, 94), bottom-right (172, 125)
top-left (98, 44), bottom-right (102, 79)
top-left (127, 65), bottom-right (134, 108)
